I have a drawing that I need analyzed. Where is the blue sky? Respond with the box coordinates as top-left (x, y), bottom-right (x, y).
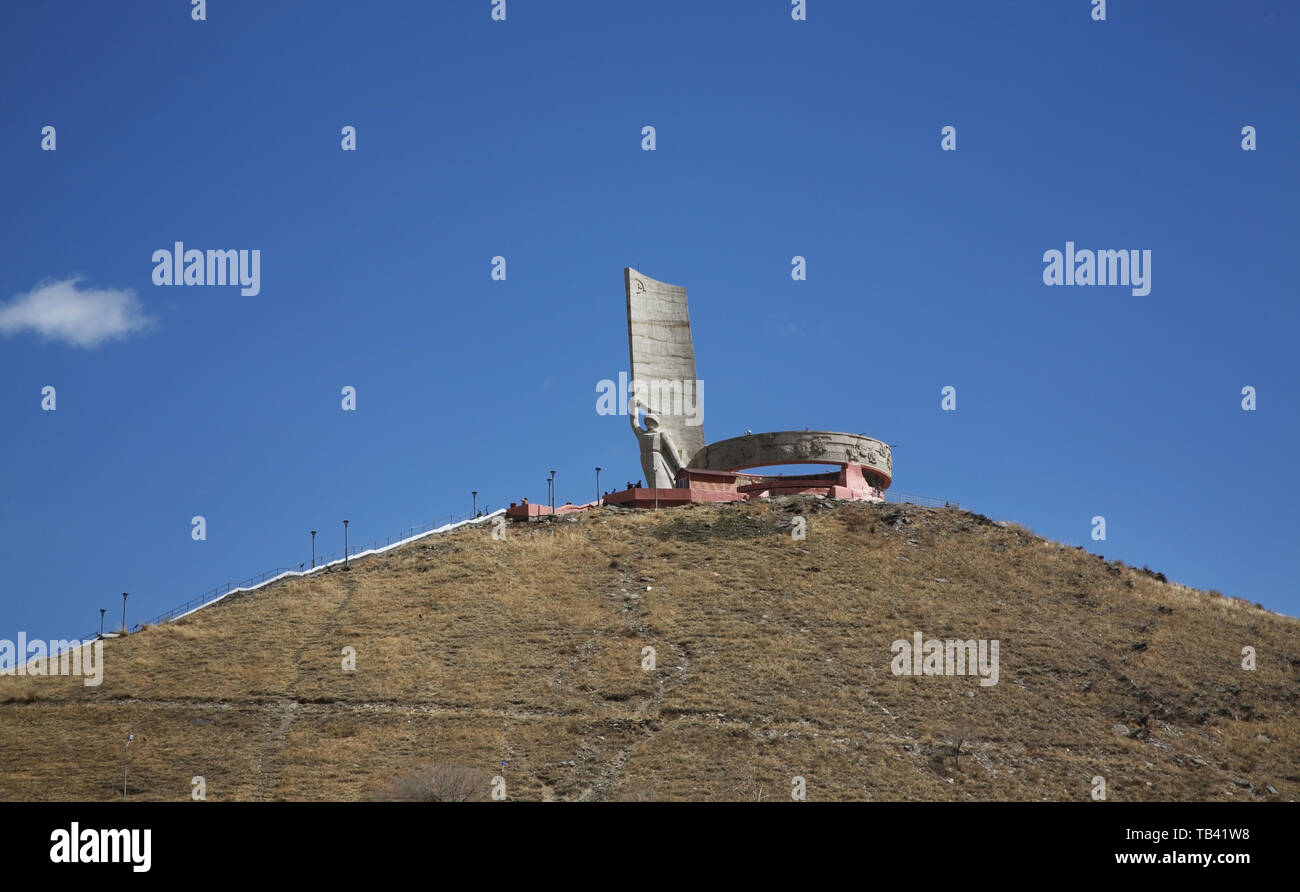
top-left (2, 0), bottom-right (1297, 642)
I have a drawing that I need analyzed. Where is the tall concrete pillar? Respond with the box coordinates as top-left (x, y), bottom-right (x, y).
top-left (625, 268), bottom-right (707, 484)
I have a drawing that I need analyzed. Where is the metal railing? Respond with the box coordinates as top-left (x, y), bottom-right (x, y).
top-left (297, 510), bottom-right (491, 569)
top-left (127, 566), bottom-right (293, 632)
top-left (885, 490), bottom-right (959, 509)
top-left (77, 509), bottom-right (496, 642)
top-left (73, 494), bottom-right (956, 644)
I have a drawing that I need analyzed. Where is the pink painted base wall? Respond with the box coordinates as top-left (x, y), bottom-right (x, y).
top-left (507, 463), bottom-right (886, 517)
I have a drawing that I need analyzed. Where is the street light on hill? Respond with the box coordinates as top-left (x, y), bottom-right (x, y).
top-left (343, 520), bottom-right (350, 569)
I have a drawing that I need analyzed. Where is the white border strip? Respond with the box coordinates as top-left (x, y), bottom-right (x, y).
top-left (167, 510), bottom-right (506, 623)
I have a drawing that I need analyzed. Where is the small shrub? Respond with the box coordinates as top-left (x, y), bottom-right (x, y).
top-left (952, 722), bottom-right (973, 769)
top-left (0, 689), bottom-right (40, 705)
top-left (842, 512), bottom-right (870, 532)
top-left (370, 763), bottom-right (491, 802)
top-left (1138, 566), bottom-right (1168, 583)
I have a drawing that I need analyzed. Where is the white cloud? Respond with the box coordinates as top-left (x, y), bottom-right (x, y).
top-left (0, 277), bottom-right (155, 348)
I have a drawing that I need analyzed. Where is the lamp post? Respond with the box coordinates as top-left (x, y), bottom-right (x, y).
top-left (595, 467), bottom-right (601, 504)
top-left (549, 470), bottom-right (556, 514)
top-left (310, 530), bottom-right (317, 569)
top-left (99, 609), bottom-right (105, 638)
top-left (124, 733), bottom-right (134, 801)
top-left (472, 491), bottom-right (478, 516)
top-left (120, 592), bottom-right (128, 634)
top-left (343, 520), bottom-right (350, 569)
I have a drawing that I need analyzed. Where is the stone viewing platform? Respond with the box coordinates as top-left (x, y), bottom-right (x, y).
top-left (604, 431), bottom-right (890, 509)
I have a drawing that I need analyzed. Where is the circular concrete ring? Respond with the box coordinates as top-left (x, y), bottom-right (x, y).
top-left (688, 430), bottom-right (892, 487)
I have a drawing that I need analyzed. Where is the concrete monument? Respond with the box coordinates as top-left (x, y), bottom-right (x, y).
top-left (624, 268), bottom-right (707, 477)
top-left (507, 267), bottom-right (894, 518)
top-left (611, 267), bottom-right (893, 508)
top-left (629, 397), bottom-right (688, 488)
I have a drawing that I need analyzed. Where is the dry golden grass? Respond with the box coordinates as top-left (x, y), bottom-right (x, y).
top-left (0, 500), bottom-right (1296, 801)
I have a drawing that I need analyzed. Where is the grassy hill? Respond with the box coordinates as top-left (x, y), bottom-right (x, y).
top-left (2, 499), bottom-right (1296, 801)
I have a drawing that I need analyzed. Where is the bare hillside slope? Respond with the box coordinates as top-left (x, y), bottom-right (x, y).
top-left (2, 500), bottom-right (1295, 801)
